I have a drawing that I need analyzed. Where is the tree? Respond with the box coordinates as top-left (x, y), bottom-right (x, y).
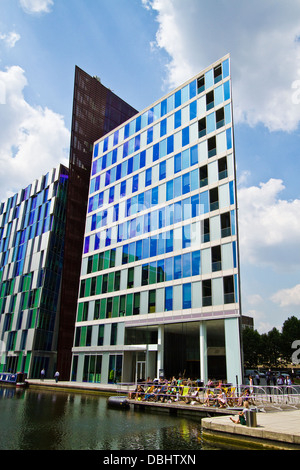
top-left (281, 316), bottom-right (300, 364)
top-left (260, 328), bottom-right (282, 367)
top-left (242, 327), bottom-right (261, 368)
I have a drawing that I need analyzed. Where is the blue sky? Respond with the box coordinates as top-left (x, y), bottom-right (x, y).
top-left (0, 0), bottom-right (299, 336)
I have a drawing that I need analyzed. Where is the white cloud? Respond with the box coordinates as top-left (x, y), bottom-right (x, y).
top-left (0, 32), bottom-right (21, 48)
top-left (244, 309), bottom-right (273, 334)
top-left (237, 178), bottom-right (300, 270)
top-left (19, 0), bottom-right (54, 14)
top-left (0, 65), bottom-right (69, 201)
top-left (144, 0), bottom-right (300, 132)
top-left (271, 284), bottom-right (300, 307)
top-left (247, 294), bottom-right (263, 306)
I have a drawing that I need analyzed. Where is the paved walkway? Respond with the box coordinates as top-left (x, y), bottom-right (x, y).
top-left (26, 379), bottom-right (300, 449)
top-left (202, 409), bottom-right (300, 449)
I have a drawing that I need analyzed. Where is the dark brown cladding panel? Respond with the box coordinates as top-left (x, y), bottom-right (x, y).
top-left (57, 66), bottom-right (138, 380)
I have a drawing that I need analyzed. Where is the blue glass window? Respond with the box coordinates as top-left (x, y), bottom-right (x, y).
top-left (145, 168), bottom-right (152, 187)
top-left (174, 153), bottom-right (181, 173)
top-left (224, 80), bottom-right (230, 101)
top-left (123, 141), bottom-right (128, 158)
top-left (189, 80), bottom-right (197, 99)
top-left (140, 150), bottom-right (146, 168)
top-left (182, 173), bottom-right (190, 194)
top-left (182, 198), bottom-right (191, 221)
top-left (150, 236), bottom-right (157, 257)
top-left (167, 94), bottom-right (174, 113)
top-left (225, 104), bottom-right (231, 125)
top-left (132, 174), bottom-right (139, 193)
top-left (153, 143), bottom-right (159, 162)
top-left (190, 169), bottom-right (199, 191)
top-left (226, 128), bottom-right (232, 149)
top-left (142, 238), bottom-right (150, 259)
top-left (166, 229), bottom-right (173, 253)
top-left (135, 135), bottom-right (140, 152)
top-left (151, 210), bottom-right (158, 231)
top-left (205, 69), bottom-right (214, 89)
top-left (160, 119), bottom-right (167, 137)
top-left (144, 190), bottom-right (151, 209)
top-left (94, 232), bottom-right (100, 250)
top-left (93, 143), bottom-right (99, 159)
top-left (206, 113), bottom-right (216, 134)
top-left (138, 193), bottom-right (144, 211)
top-left (182, 149), bottom-right (189, 170)
top-left (102, 154), bottom-right (107, 170)
top-left (200, 191), bottom-right (209, 214)
top-left (182, 225), bottom-right (191, 249)
top-left (182, 127), bottom-right (189, 147)
top-left (190, 100), bottom-right (197, 120)
top-left (88, 196), bottom-right (94, 213)
top-left (161, 99), bottom-right (167, 117)
top-left (109, 187), bottom-right (114, 203)
top-left (148, 108), bottom-right (154, 125)
top-left (174, 176), bottom-right (181, 198)
top-left (165, 286), bottom-right (173, 311)
top-left (175, 90), bottom-right (181, 108)
top-left (158, 233), bottom-right (165, 254)
top-left (120, 181), bottom-right (126, 198)
top-left (124, 124), bottom-right (130, 139)
top-left (127, 157), bottom-right (133, 175)
top-left (103, 137), bottom-right (108, 152)
top-left (113, 203), bottom-right (119, 222)
top-left (144, 213), bottom-right (151, 233)
top-left (152, 187), bottom-right (158, 205)
top-left (191, 194), bottom-right (200, 218)
top-left (165, 257), bottom-right (173, 281)
top-left (229, 181), bottom-right (235, 205)
top-left (158, 207), bottom-right (165, 229)
top-left (126, 199), bottom-right (131, 217)
top-left (84, 236), bottom-right (90, 254)
top-left (174, 110), bottom-right (181, 128)
top-left (136, 239), bottom-right (142, 260)
top-left (159, 161), bottom-right (166, 180)
top-left (112, 149), bottom-right (118, 165)
top-left (222, 58), bottom-right (229, 78)
top-left (192, 251), bottom-right (200, 276)
top-left (190, 145), bottom-right (198, 166)
top-left (147, 127), bottom-right (153, 144)
top-left (174, 255), bottom-right (182, 279)
top-left (159, 139), bottom-right (167, 159)
top-left (135, 116), bottom-right (141, 132)
top-left (98, 192), bottom-right (104, 209)
top-left (166, 180), bottom-right (173, 201)
top-left (167, 135), bottom-right (174, 154)
top-left (105, 228), bottom-right (111, 247)
top-left (182, 283), bottom-right (192, 309)
top-left (174, 202), bottom-right (182, 225)
top-left (113, 130), bottom-right (119, 146)
top-left (182, 252), bottom-right (191, 276)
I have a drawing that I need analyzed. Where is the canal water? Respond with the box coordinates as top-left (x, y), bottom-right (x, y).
top-left (0, 385), bottom-right (218, 451)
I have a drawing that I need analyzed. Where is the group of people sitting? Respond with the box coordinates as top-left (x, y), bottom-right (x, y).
top-left (128, 376), bottom-right (255, 408)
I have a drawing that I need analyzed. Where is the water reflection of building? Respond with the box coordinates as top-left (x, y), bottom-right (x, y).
top-left (71, 54), bottom-right (243, 386)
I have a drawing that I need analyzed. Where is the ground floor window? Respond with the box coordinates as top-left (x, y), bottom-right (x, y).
top-left (108, 354), bottom-right (122, 383)
top-left (83, 354), bottom-right (102, 383)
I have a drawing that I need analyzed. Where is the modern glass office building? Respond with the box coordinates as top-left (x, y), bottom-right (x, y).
top-left (71, 54), bottom-right (243, 385)
top-left (0, 165), bottom-right (68, 378)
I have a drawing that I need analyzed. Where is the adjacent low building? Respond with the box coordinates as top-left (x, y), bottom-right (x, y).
top-left (71, 54), bottom-right (243, 386)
